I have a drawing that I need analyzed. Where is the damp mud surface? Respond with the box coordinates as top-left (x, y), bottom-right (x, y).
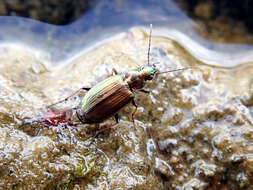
top-left (0, 28), bottom-right (253, 189)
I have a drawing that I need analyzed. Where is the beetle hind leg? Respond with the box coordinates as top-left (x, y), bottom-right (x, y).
top-left (138, 89), bottom-right (150, 94)
top-left (47, 87), bottom-right (91, 108)
top-left (131, 99), bottom-right (138, 126)
top-left (89, 122), bottom-right (118, 145)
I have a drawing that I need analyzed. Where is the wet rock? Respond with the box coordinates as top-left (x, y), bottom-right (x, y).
top-left (182, 178), bottom-right (207, 190)
top-left (155, 157), bottom-right (175, 178)
top-left (0, 28), bottom-right (253, 189)
top-left (190, 160), bottom-right (217, 177)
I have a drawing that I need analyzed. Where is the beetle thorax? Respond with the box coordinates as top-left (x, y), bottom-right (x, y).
top-left (125, 72), bottom-right (145, 90)
top-left (124, 65), bottom-right (157, 90)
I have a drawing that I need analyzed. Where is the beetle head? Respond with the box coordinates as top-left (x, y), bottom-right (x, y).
top-left (125, 64), bottom-right (157, 90)
top-left (140, 64), bottom-right (157, 81)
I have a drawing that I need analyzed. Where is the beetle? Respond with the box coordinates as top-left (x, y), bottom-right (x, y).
top-left (46, 24), bottom-right (188, 126)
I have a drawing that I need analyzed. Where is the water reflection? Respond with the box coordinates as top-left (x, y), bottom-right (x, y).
top-left (0, 0), bottom-right (253, 67)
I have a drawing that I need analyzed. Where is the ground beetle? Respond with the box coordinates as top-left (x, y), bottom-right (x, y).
top-left (47, 25), bottom-right (188, 126)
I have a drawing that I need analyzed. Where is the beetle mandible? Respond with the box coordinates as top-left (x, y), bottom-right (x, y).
top-left (48, 24), bottom-right (188, 125)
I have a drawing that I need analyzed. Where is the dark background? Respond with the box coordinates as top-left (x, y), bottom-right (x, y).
top-left (0, 0), bottom-right (252, 33)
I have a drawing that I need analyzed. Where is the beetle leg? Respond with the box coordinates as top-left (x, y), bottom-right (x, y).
top-left (114, 114), bottom-right (120, 123)
top-left (93, 114), bottom-right (119, 140)
top-left (89, 122), bottom-right (118, 145)
top-left (131, 99), bottom-right (138, 125)
top-left (111, 68), bottom-right (118, 75)
top-left (47, 87), bottom-right (91, 108)
top-left (138, 89), bottom-right (150, 93)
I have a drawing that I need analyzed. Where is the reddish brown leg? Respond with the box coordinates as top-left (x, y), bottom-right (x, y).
top-left (93, 114), bottom-right (119, 138)
top-left (89, 121), bottom-right (118, 145)
top-left (47, 87), bottom-right (90, 108)
top-left (131, 99), bottom-right (138, 126)
top-left (138, 89), bottom-right (150, 93)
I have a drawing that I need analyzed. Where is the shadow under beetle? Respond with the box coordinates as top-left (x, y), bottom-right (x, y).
top-left (46, 24), bottom-right (189, 126)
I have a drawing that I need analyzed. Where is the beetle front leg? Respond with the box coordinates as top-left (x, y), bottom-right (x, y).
top-left (131, 99), bottom-right (138, 126)
top-left (47, 87), bottom-right (91, 108)
top-left (110, 68), bottom-right (118, 76)
top-left (138, 89), bottom-right (150, 93)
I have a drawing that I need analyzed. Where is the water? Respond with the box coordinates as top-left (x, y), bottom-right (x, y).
top-left (0, 0), bottom-right (253, 66)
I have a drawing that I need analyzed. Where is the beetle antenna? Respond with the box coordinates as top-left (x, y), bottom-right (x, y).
top-left (147, 24), bottom-right (152, 66)
top-left (156, 67), bottom-right (191, 75)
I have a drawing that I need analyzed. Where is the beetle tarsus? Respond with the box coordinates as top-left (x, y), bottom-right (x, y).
top-left (131, 99), bottom-right (138, 126)
top-left (114, 114), bottom-right (120, 123)
top-left (138, 89), bottom-right (150, 94)
top-left (112, 68), bottom-right (118, 75)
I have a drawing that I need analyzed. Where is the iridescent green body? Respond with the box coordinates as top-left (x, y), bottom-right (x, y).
top-left (82, 75), bottom-right (125, 113)
top-left (76, 65), bottom-right (157, 124)
top-left (77, 75), bottom-right (133, 123)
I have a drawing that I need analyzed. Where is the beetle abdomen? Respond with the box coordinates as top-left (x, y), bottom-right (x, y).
top-left (80, 75), bottom-right (134, 123)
